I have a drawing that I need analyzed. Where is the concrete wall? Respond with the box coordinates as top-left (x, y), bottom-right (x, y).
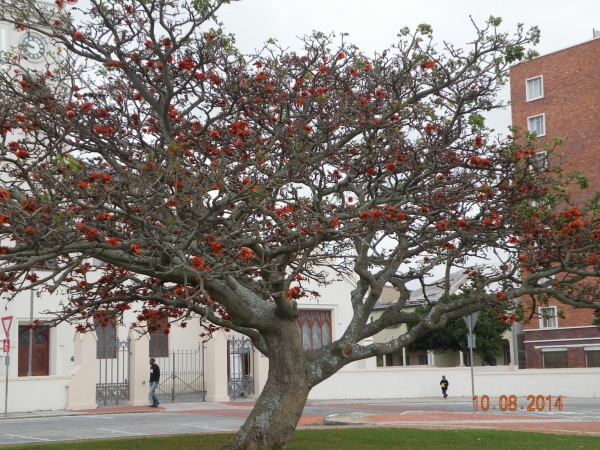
top-left (309, 366), bottom-right (600, 400)
top-left (0, 375), bottom-right (70, 413)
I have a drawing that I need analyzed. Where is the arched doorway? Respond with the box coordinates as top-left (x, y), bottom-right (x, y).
top-left (18, 326), bottom-right (49, 376)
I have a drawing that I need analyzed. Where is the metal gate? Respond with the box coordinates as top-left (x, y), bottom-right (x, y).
top-left (227, 337), bottom-right (254, 398)
top-left (154, 347), bottom-right (205, 402)
top-left (96, 339), bottom-right (130, 406)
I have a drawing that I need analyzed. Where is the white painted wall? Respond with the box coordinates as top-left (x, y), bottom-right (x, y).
top-left (0, 287), bottom-right (76, 378)
top-left (0, 376), bottom-right (69, 413)
top-left (309, 366), bottom-right (600, 400)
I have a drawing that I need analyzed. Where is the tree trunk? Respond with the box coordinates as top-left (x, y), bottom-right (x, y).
top-left (223, 321), bottom-right (310, 450)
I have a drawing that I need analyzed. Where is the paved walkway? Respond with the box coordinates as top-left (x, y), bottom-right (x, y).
top-left (3, 397), bottom-right (600, 437)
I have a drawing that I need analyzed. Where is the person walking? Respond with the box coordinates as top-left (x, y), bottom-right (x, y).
top-left (149, 358), bottom-right (161, 407)
top-left (440, 375), bottom-right (449, 399)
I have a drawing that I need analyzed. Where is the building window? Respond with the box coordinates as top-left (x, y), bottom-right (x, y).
top-left (92, 258), bottom-right (105, 267)
top-left (526, 75), bottom-right (544, 101)
top-left (527, 114), bottom-right (546, 137)
top-left (539, 306), bottom-right (557, 329)
top-left (542, 349), bottom-right (567, 368)
top-left (296, 310), bottom-right (332, 350)
top-left (96, 316), bottom-right (117, 359)
top-left (149, 318), bottom-right (169, 357)
top-left (385, 354), bottom-right (393, 366)
top-left (586, 350), bottom-right (600, 367)
top-left (531, 152), bottom-right (548, 170)
top-left (418, 354), bottom-right (428, 365)
top-left (376, 355), bottom-right (384, 367)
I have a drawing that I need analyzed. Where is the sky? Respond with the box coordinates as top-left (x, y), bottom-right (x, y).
top-left (217, 0), bottom-right (600, 136)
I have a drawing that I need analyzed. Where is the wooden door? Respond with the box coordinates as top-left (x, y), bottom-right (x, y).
top-left (18, 326), bottom-right (49, 376)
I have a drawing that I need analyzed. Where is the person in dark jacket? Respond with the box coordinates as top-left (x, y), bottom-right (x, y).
top-left (440, 375), bottom-right (449, 399)
top-left (149, 358), bottom-right (161, 407)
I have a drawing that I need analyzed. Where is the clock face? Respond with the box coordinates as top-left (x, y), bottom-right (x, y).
top-left (22, 35), bottom-right (46, 61)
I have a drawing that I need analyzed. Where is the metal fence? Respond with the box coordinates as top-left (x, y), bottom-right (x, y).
top-left (227, 337), bottom-right (254, 398)
top-left (154, 347), bottom-right (205, 403)
top-left (96, 339), bottom-right (130, 406)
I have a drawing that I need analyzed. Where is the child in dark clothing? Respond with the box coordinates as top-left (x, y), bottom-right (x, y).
top-left (440, 375), bottom-right (449, 399)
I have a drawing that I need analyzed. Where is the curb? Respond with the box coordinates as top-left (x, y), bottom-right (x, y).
top-left (0, 407), bottom-right (164, 420)
top-left (324, 413), bottom-right (370, 426)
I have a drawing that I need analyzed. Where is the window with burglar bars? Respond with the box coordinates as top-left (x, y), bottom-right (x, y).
top-left (96, 316), bottom-right (117, 359)
top-left (296, 310), bottom-right (332, 350)
top-left (149, 318), bottom-right (169, 357)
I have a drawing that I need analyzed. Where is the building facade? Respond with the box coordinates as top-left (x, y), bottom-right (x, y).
top-left (510, 36), bottom-right (600, 369)
top-left (370, 273), bottom-right (517, 369)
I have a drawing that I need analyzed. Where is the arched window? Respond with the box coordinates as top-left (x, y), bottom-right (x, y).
top-left (296, 310), bottom-right (332, 350)
top-left (149, 318), bottom-right (169, 357)
top-left (95, 317), bottom-right (117, 359)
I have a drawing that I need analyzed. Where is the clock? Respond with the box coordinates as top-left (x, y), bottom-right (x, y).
top-left (21, 35), bottom-right (46, 61)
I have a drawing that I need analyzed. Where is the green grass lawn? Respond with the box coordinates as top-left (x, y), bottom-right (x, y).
top-left (5, 428), bottom-right (600, 450)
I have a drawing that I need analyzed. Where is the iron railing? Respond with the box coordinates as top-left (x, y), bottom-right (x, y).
top-left (96, 339), bottom-right (130, 406)
top-left (227, 337), bottom-right (254, 398)
top-left (154, 347), bottom-right (205, 402)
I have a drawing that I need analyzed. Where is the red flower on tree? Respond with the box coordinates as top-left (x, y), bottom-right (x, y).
top-left (239, 247), bottom-right (254, 260)
top-left (420, 60), bottom-right (435, 70)
top-left (210, 241), bottom-right (222, 255)
top-left (107, 237), bottom-right (120, 249)
top-left (191, 256), bottom-right (204, 269)
top-left (177, 59), bottom-right (194, 71)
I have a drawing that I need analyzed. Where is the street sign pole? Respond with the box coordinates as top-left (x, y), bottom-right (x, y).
top-left (463, 312), bottom-right (480, 413)
top-left (2, 316), bottom-right (13, 417)
top-left (468, 315), bottom-right (475, 413)
top-left (4, 350), bottom-right (8, 417)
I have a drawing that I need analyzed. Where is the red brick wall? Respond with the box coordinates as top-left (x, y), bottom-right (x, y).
top-left (525, 326), bottom-right (600, 340)
top-left (525, 344), bottom-right (597, 369)
top-left (522, 297), bottom-right (596, 330)
top-left (511, 40), bottom-right (600, 344)
top-left (523, 327), bottom-right (600, 368)
top-left (510, 38), bottom-right (600, 206)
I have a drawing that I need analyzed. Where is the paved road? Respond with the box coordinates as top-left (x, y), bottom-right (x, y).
top-left (1, 397), bottom-right (599, 447)
top-left (0, 411), bottom-right (246, 447)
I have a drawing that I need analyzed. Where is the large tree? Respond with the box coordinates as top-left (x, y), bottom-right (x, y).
top-left (2, 1), bottom-right (600, 448)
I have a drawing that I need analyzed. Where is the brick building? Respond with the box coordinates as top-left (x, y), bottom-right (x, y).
top-left (510, 36), bottom-right (600, 369)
